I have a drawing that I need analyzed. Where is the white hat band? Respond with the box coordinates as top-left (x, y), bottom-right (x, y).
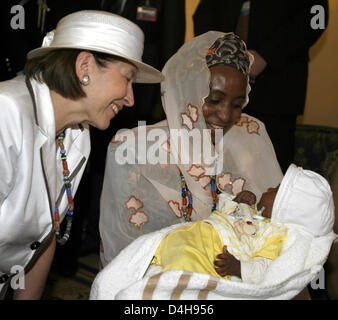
top-left (49, 23), bottom-right (144, 61)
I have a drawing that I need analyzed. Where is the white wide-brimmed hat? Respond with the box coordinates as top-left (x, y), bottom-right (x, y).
top-left (27, 10), bottom-right (163, 83)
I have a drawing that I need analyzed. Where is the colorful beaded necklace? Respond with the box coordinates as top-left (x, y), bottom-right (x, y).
top-left (180, 172), bottom-right (221, 221)
top-left (54, 132), bottom-right (74, 245)
top-left (180, 172), bottom-right (193, 221)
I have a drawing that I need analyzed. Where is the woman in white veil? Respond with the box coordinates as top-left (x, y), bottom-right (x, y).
top-left (99, 31), bottom-right (283, 267)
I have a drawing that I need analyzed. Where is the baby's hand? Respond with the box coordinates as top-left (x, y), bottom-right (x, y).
top-left (214, 246), bottom-right (241, 278)
top-left (233, 190), bottom-right (256, 207)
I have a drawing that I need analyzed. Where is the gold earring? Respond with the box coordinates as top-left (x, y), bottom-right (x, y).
top-left (81, 75), bottom-right (90, 86)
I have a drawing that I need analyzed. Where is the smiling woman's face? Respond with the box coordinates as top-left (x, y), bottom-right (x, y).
top-left (202, 65), bottom-right (247, 144)
top-left (80, 54), bottom-right (137, 130)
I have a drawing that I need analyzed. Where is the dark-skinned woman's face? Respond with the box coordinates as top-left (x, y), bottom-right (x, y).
top-left (202, 65), bottom-right (247, 144)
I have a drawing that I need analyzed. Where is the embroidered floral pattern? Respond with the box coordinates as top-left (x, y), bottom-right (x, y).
top-left (125, 195), bottom-right (144, 211)
top-left (186, 165), bottom-right (213, 189)
top-left (187, 165), bottom-right (206, 179)
top-left (188, 104), bottom-right (199, 122)
top-left (231, 178), bottom-right (245, 195)
top-left (236, 116), bottom-right (249, 127)
top-left (236, 116), bottom-right (260, 135)
top-left (198, 175), bottom-right (212, 189)
top-left (168, 200), bottom-right (182, 218)
top-left (125, 196), bottom-right (149, 228)
top-left (129, 211), bottom-right (149, 228)
top-left (217, 173), bottom-right (245, 195)
top-left (217, 173), bottom-right (232, 190)
top-left (181, 113), bottom-right (194, 130)
top-left (247, 120), bottom-right (260, 135)
top-left (181, 103), bottom-right (199, 130)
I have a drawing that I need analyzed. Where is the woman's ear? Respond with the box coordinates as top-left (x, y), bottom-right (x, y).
top-left (75, 51), bottom-right (94, 82)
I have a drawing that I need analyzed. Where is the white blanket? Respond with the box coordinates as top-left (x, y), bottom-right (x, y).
top-left (90, 222), bottom-right (337, 300)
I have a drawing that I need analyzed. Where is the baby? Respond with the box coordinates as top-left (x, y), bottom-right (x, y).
top-left (151, 184), bottom-right (286, 284)
top-left (90, 164), bottom-right (336, 300)
top-left (211, 187), bottom-right (285, 282)
top-left (152, 163), bottom-right (335, 284)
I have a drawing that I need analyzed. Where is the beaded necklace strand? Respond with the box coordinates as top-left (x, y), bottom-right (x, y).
top-left (211, 175), bottom-right (222, 210)
top-left (180, 173), bottom-right (193, 221)
top-left (180, 172), bottom-right (221, 221)
top-left (55, 132), bottom-right (74, 245)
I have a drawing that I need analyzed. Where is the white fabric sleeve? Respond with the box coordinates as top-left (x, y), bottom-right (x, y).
top-left (0, 97), bottom-right (22, 206)
top-left (241, 257), bottom-right (272, 284)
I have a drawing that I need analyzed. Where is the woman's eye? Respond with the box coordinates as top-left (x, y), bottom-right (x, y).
top-left (232, 102), bottom-right (244, 109)
top-left (125, 74), bottom-right (134, 82)
top-left (207, 98), bottom-right (220, 104)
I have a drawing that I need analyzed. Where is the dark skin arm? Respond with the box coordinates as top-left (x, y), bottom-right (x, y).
top-left (214, 246), bottom-right (241, 278)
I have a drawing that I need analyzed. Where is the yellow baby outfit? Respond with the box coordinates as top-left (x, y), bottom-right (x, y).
top-left (152, 197), bottom-right (287, 279)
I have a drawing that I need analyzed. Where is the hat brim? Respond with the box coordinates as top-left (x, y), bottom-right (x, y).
top-left (27, 45), bottom-right (164, 84)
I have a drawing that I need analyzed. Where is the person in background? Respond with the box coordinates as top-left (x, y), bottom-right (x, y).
top-left (194, 0), bottom-right (329, 173)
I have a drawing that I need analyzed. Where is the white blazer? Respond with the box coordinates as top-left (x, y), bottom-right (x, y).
top-left (0, 76), bottom-right (90, 297)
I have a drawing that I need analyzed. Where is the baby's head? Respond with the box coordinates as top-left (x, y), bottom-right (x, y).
top-left (234, 164), bottom-right (335, 237)
top-left (256, 186), bottom-right (279, 219)
top-left (270, 164), bottom-right (334, 237)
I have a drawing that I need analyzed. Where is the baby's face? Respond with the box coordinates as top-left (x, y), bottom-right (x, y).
top-left (257, 186), bottom-right (279, 218)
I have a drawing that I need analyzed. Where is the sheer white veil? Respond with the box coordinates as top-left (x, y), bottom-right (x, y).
top-left (157, 31), bottom-right (282, 218)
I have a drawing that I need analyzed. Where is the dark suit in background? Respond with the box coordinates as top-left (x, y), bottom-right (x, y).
top-left (194, 0), bottom-right (328, 173)
top-left (0, 0), bottom-right (97, 81)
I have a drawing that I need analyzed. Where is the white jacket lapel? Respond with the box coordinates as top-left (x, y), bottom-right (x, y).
top-left (28, 78), bottom-right (58, 207)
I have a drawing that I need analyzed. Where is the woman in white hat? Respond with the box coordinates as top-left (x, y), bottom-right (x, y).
top-left (0, 10), bottom-right (163, 300)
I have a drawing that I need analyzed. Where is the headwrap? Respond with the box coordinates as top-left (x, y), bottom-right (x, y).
top-left (206, 33), bottom-right (250, 79)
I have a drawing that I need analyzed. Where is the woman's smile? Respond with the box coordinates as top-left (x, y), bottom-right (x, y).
top-left (110, 102), bottom-right (122, 115)
top-left (208, 123), bottom-right (226, 129)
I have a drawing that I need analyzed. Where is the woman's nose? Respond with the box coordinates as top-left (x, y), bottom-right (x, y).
top-left (124, 84), bottom-right (134, 107)
top-left (218, 105), bottom-right (242, 125)
top-left (216, 105), bottom-right (232, 123)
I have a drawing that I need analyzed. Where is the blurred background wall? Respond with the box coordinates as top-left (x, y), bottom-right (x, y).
top-left (303, 0), bottom-right (338, 127)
